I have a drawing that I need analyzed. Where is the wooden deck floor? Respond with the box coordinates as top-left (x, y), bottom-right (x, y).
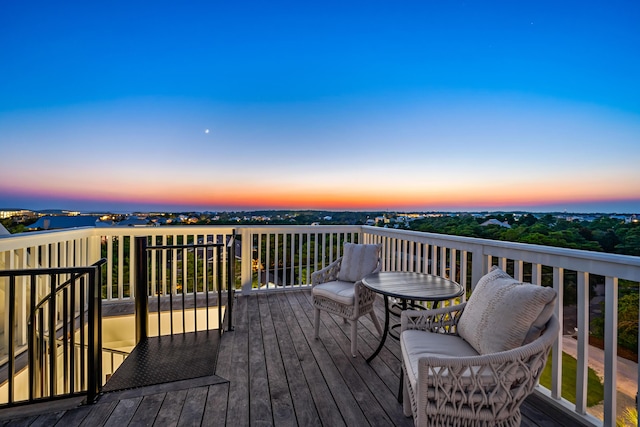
top-left (0, 291), bottom-right (582, 426)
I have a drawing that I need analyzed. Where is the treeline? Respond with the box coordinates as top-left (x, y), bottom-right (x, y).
top-left (409, 213), bottom-right (640, 256)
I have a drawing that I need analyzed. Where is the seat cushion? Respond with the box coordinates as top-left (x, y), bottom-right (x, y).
top-left (401, 330), bottom-right (479, 390)
top-left (312, 280), bottom-right (355, 305)
top-left (457, 266), bottom-right (557, 355)
top-left (337, 243), bottom-right (381, 282)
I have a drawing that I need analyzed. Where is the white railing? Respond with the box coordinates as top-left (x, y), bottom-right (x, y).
top-left (235, 225), bottom-right (362, 292)
top-left (2, 224), bottom-right (639, 426)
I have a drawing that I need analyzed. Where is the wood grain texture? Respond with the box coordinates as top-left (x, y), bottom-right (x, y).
top-left (0, 291), bottom-right (580, 426)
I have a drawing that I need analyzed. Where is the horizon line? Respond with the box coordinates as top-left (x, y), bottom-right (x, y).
top-left (2, 207), bottom-right (639, 216)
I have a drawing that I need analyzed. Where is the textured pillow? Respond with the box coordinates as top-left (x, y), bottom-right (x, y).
top-left (337, 243), bottom-right (381, 282)
top-left (457, 266), bottom-right (557, 355)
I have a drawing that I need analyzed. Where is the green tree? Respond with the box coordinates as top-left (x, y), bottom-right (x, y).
top-left (615, 227), bottom-right (640, 256)
top-left (591, 292), bottom-right (639, 353)
top-left (519, 214), bottom-right (538, 226)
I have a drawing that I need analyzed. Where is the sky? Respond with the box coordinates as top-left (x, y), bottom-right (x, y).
top-left (1, 1), bottom-right (639, 213)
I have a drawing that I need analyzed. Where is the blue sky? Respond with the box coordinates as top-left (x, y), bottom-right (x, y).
top-left (1, 1), bottom-right (639, 213)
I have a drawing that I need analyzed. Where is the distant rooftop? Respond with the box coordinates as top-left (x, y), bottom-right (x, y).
top-left (26, 215), bottom-right (102, 230)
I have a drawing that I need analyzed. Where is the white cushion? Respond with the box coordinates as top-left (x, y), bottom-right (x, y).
top-left (457, 266), bottom-right (557, 355)
top-left (401, 330), bottom-right (479, 390)
top-left (311, 281), bottom-right (355, 305)
top-left (337, 243), bottom-right (380, 283)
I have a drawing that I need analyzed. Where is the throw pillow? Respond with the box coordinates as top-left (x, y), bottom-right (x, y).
top-left (457, 266), bottom-right (557, 355)
top-left (337, 243), bottom-right (381, 282)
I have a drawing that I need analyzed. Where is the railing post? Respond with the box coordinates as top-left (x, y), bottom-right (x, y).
top-left (226, 233), bottom-right (236, 331)
top-left (240, 228), bottom-right (253, 294)
top-left (87, 263), bottom-right (103, 403)
top-left (603, 276), bottom-right (618, 427)
top-left (135, 237), bottom-right (148, 343)
top-left (470, 247), bottom-right (485, 290)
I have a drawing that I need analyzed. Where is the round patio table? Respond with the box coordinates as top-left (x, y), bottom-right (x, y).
top-left (361, 271), bottom-right (464, 363)
top-left (362, 271), bottom-right (464, 403)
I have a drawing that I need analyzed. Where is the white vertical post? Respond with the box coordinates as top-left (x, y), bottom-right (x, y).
top-left (431, 245), bottom-right (438, 275)
top-left (551, 267), bottom-right (564, 399)
top-left (162, 235), bottom-right (167, 296)
top-left (240, 228), bottom-right (253, 294)
top-left (298, 233), bottom-right (303, 286)
top-left (172, 234), bottom-right (179, 295)
top-left (514, 260), bottom-right (523, 281)
top-left (603, 276), bottom-right (618, 427)
top-left (306, 233), bottom-right (311, 284)
top-left (532, 263), bottom-right (542, 286)
top-left (106, 236), bottom-right (113, 300)
top-left (3, 251), bottom-right (15, 356)
top-left (575, 271), bottom-right (588, 414)
top-left (450, 248), bottom-right (457, 284)
top-left (460, 250), bottom-right (468, 301)
top-left (470, 248), bottom-right (484, 291)
top-left (16, 248), bottom-right (27, 345)
top-left (117, 236), bottom-right (124, 299)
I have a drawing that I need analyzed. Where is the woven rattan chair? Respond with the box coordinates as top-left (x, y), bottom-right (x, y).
top-left (311, 243), bottom-right (383, 357)
top-left (400, 268), bottom-right (560, 427)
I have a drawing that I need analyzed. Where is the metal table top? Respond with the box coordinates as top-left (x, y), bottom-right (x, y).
top-left (362, 271), bottom-right (464, 301)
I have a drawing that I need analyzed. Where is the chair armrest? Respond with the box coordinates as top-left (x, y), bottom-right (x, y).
top-left (414, 316), bottom-right (559, 391)
top-left (311, 258), bottom-right (342, 286)
top-left (418, 350), bottom-right (542, 393)
top-left (401, 303), bottom-right (466, 335)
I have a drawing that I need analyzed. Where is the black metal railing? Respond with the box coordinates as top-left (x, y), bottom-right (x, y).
top-left (134, 236), bottom-right (233, 342)
top-left (0, 258), bottom-right (106, 407)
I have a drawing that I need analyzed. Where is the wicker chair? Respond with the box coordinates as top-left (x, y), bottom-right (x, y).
top-left (311, 243), bottom-right (383, 357)
top-left (400, 303), bottom-right (559, 427)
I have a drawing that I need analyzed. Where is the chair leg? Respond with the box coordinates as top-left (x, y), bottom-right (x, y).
top-left (402, 374), bottom-right (412, 417)
top-left (370, 311), bottom-right (383, 336)
top-left (314, 309), bottom-right (320, 339)
top-left (350, 320), bottom-right (358, 357)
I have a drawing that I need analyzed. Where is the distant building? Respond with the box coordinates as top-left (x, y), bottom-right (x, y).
top-left (0, 209), bottom-right (34, 219)
top-left (117, 216), bottom-right (150, 227)
top-left (26, 215), bottom-right (102, 230)
top-left (479, 219), bottom-right (511, 229)
top-left (36, 209), bottom-right (81, 216)
top-left (374, 216), bottom-right (388, 224)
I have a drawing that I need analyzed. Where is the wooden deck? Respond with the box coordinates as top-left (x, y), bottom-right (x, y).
top-left (0, 291), bottom-right (583, 426)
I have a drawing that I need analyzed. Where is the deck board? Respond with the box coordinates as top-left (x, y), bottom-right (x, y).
top-left (0, 290), bottom-right (585, 426)
top-left (153, 389), bottom-right (186, 427)
top-left (225, 290), bottom-right (249, 427)
top-left (257, 294), bottom-right (296, 427)
top-left (274, 292), bottom-right (346, 427)
top-left (248, 294), bottom-right (272, 427)
top-left (269, 294), bottom-right (321, 427)
top-left (202, 382), bottom-right (228, 427)
top-left (127, 393), bottom-right (164, 427)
